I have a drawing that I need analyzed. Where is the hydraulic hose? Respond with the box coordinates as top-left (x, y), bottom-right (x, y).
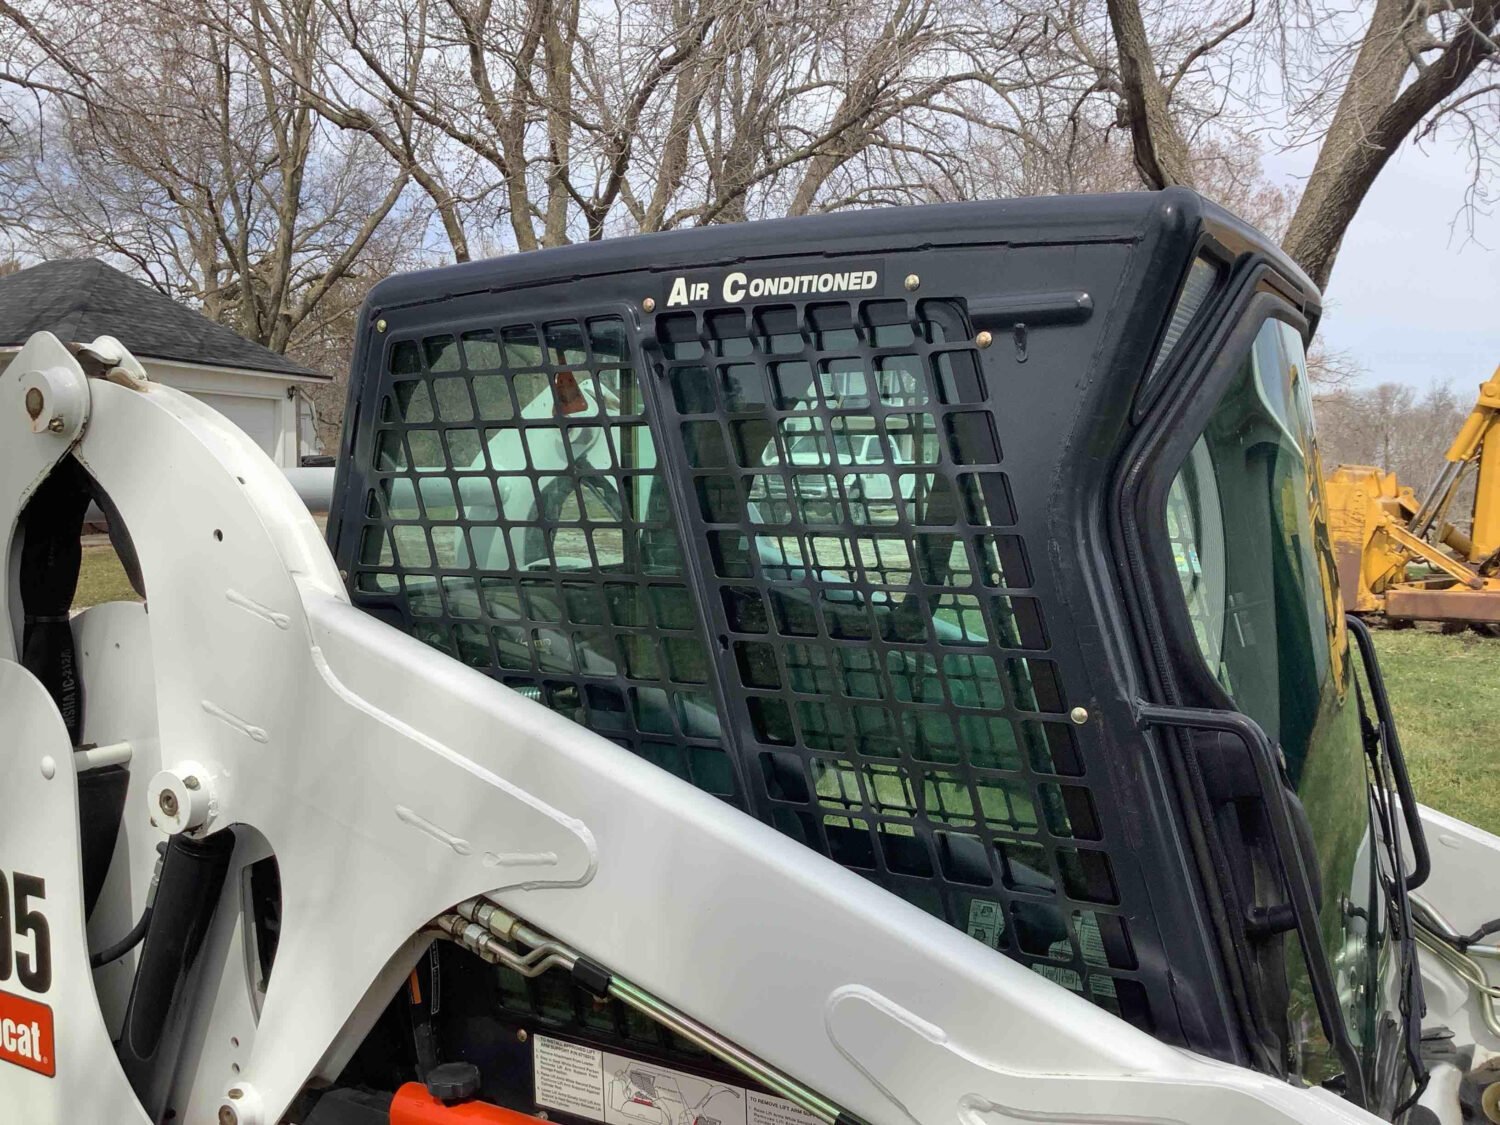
top-left (91, 841), bottom-right (167, 969)
top-left (435, 898), bottom-right (848, 1125)
top-left (17, 457), bottom-right (93, 742)
top-left (92, 907), bottom-right (154, 969)
top-left (1412, 893), bottom-right (1500, 1038)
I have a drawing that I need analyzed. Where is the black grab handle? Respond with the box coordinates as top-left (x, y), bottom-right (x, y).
top-left (1346, 614), bottom-right (1431, 892)
top-left (1137, 702), bottom-right (1369, 1110)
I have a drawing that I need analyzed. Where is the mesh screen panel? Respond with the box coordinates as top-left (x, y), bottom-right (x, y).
top-left (354, 315), bottom-right (741, 803)
top-left (349, 295), bottom-right (1148, 1024)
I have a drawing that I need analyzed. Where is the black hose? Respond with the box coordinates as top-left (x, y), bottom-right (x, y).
top-left (1412, 898), bottom-right (1500, 951)
top-left (18, 457), bottom-right (93, 742)
top-left (90, 840), bottom-right (167, 968)
top-left (90, 905), bottom-right (154, 968)
top-left (1458, 918), bottom-right (1500, 950)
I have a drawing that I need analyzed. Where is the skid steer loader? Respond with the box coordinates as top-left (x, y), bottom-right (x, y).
top-left (3, 188), bottom-right (1500, 1125)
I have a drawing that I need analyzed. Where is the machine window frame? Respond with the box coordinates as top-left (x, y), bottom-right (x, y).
top-left (1143, 306), bottom-right (1394, 1096)
top-left (1127, 289), bottom-right (1317, 712)
top-left (1111, 276), bottom-right (1380, 1101)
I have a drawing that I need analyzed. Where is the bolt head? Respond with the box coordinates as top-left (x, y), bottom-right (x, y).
top-left (183, 775), bottom-right (201, 791)
top-left (903, 274), bottom-right (920, 292)
top-left (159, 789), bottom-right (180, 818)
top-left (375, 318), bottom-right (388, 332)
top-left (642, 297), bottom-right (657, 313)
top-left (24, 387), bottom-right (42, 420)
top-left (46, 416), bottom-right (64, 432)
top-left (975, 330), bottom-right (993, 348)
top-left (517, 1028), bottom-right (529, 1043)
top-left (1069, 706), bottom-right (1089, 726)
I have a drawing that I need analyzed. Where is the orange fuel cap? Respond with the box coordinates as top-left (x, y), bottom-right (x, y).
top-left (391, 1077), bottom-right (548, 1124)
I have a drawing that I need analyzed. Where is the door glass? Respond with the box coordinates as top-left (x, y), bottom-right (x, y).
top-left (1164, 318), bottom-right (1388, 1087)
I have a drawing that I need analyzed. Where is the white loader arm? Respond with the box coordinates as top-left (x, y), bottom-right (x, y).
top-left (0, 332), bottom-right (1379, 1125)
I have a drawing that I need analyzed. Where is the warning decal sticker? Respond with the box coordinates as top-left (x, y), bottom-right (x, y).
top-left (535, 1035), bottom-right (607, 1119)
top-left (534, 1035), bottom-right (820, 1125)
top-left (0, 989), bottom-right (55, 1077)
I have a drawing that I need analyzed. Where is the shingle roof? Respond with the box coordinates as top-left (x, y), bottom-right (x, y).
top-left (0, 259), bottom-right (325, 378)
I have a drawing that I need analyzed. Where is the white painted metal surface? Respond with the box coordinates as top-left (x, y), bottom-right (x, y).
top-left (280, 466), bottom-right (334, 513)
top-left (1414, 805), bottom-right (1500, 1054)
top-left (0, 660), bottom-right (153, 1124)
top-left (83, 464), bottom-right (334, 529)
top-left (192, 392), bottom-right (280, 461)
top-left (73, 601), bottom-right (161, 1042)
top-left (0, 331), bottom-right (1405, 1124)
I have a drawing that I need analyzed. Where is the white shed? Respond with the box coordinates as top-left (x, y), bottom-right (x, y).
top-left (0, 259), bottom-right (330, 467)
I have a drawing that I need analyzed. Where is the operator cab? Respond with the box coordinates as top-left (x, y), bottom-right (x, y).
top-left (330, 189), bottom-right (1425, 1116)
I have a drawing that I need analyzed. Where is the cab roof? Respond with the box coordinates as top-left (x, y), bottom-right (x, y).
top-left (368, 188), bottom-right (1317, 316)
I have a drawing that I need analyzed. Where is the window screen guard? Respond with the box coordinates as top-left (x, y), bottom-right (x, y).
top-left (345, 291), bottom-right (1153, 1028)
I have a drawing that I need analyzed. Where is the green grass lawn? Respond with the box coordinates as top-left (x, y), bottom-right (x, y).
top-left (73, 543), bottom-right (140, 609)
top-left (1371, 627), bottom-right (1500, 836)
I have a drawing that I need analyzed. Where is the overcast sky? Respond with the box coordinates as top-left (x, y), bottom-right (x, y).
top-left (1261, 140), bottom-right (1499, 395)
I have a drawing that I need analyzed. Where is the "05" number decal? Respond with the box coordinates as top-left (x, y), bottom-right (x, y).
top-left (0, 870), bottom-right (51, 994)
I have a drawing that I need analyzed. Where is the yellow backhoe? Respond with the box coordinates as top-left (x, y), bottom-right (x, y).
top-left (1327, 364), bottom-right (1500, 627)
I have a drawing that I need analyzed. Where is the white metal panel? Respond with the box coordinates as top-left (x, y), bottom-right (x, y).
top-left (1413, 805), bottom-right (1500, 1056)
top-left (0, 660), bottom-right (153, 1125)
top-left (74, 603), bottom-right (161, 1038)
top-left (71, 378), bottom-right (597, 1123)
top-left (191, 392), bottom-right (280, 462)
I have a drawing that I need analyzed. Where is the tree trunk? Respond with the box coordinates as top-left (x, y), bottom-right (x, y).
top-left (1283, 0), bottom-right (1500, 290)
top-left (541, 0), bottom-right (579, 246)
top-left (1106, 0), bottom-right (1195, 190)
top-left (411, 163), bottom-right (471, 263)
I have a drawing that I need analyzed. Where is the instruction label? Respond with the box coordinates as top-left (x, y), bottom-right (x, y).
top-left (534, 1034), bottom-right (821, 1125)
top-left (535, 1035), bottom-right (607, 1118)
top-left (966, 898), bottom-right (1003, 950)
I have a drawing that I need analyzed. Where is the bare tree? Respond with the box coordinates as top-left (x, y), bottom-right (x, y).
top-left (0, 0), bottom-right (419, 353)
top-left (1281, 0), bottom-right (1500, 287)
top-left (242, 0), bottom-right (1072, 254)
top-left (1305, 341), bottom-right (1366, 389)
top-left (1104, 0), bottom-right (1198, 188)
top-left (957, 91), bottom-right (1295, 237)
top-left (1314, 380), bottom-right (1472, 506)
top-left (1096, 0), bottom-right (1498, 288)
top-left (2, 0), bottom-right (1110, 456)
